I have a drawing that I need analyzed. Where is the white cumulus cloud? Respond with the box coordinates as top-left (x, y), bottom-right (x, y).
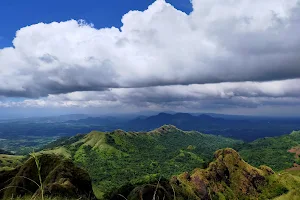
top-left (0, 0), bottom-right (300, 98)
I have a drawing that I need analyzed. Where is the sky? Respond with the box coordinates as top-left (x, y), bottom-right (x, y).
top-left (0, 0), bottom-right (300, 117)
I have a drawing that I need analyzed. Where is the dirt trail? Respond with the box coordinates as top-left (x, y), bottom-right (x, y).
top-left (288, 146), bottom-right (300, 158)
top-left (286, 146), bottom-right (300, 171)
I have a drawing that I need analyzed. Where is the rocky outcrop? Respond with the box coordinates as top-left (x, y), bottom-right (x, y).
top-left (170, 148), bottom-right (282, 200)
top-left (0, 154), bottom-right (96, 200)
top-left (112, 148), bottom-right (286, 200)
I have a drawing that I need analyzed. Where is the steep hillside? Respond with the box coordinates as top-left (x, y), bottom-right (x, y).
top-left (111, 149), bottom-right (300, 200)
top-left (239, 131), bottom-right (300, 171)
top-left (42, 125), bottom-right (241, 198)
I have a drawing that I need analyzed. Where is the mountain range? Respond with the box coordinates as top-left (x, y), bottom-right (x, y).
top-left (1, 127), bottom-right (300, 200)
top-left (70, 112), bottom-right (300, 141)
top-left (2, 125), bottom-right (299, 199)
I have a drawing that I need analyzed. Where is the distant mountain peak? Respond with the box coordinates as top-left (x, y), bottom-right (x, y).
top-left (111, 129), bottom-right (127, 136)
top-left (173, 113), bottom-right (193, 117)
top-left (156, 112), bottom-right (172, 116)
top-left (148, 125), bottom-right (182, 135)
top-left (198, 113), bottom-right (214, 118)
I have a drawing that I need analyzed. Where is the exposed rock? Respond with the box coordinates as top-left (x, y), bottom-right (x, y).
top-left (259, 165), bottom-right (275, 175)
top-left (171, 148), bottom-right (286, 200)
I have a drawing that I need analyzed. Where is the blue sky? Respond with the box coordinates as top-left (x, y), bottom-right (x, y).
top-left (0, 0), bottom-right (192, 48)
top-left (0, 0), bottom-right (300, 117)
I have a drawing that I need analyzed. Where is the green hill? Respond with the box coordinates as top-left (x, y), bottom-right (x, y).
top-left (41, 125), bottom-right (241, 198)
top-left (239, 131), bottom-right (300, 171)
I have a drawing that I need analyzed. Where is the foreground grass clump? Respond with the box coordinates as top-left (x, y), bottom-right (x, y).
top-left (0, 154), bottom-right (96, 200)
top-left (7, 197), bottom-right (82, 200)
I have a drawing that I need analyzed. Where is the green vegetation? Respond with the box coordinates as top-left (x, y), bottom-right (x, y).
top-left (1, 197), bottom-right (81, 200)
top-left (30, 152), bottom-right (45, 200)
top-left (170, 148), bottom-right (290, 200)
top-left (0, 136), bottom-right (58, 155)
top-left (0, 155), bottom-right (25, 171)
top-left (42, 125), bottom-right (241, 198)
top-left (273, 171), bottom-right (300, 200)
top-left (238, 131), bottom-right (300, 171)
top-left (0, 154), bottom-right (95, 200)
top-left (112, 148), bottom-right (300, 200)
top-left (2, 125), bottom-right (300, 199)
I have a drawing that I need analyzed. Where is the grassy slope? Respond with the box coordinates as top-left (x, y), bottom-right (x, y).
top-left (238, 131), bottom-right (300, 171)
top-left (41, 125), bottom-right (241, 199)
top-left (7, 196), bottom-right (86, 200)
top-left (273, 171), bottom-right (300, 200)
top-left (0, 154), bottom-right (25, 171)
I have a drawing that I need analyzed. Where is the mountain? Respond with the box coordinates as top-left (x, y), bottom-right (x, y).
top-left (1, 112), bottom-right (300, 154)
top-left (239, 131), bottom-right (300, 171)
top-left (126, 113), bottom-right (300, 141)
top-left (111, 149), bottom-right (300, 200)
top-left (40, 125), bottom-right (241, 199)
top-left (127, 113), bottom-right (226, 130)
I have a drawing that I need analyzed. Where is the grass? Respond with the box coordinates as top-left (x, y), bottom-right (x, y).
top-left (7, 197), bottom-right (83, 200)
top-left (29, 152), bottom-right (44, 200)
top-left (39, 147), bottom-right (72, 159)
top-left (0, 155), bottom-right (25, 171)
top-left (273, 170), bottom-right (300, 200)
top-left (239, 131), bottom-right (300, 171)
top-left (0, 152), bottom-right (45, 200)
